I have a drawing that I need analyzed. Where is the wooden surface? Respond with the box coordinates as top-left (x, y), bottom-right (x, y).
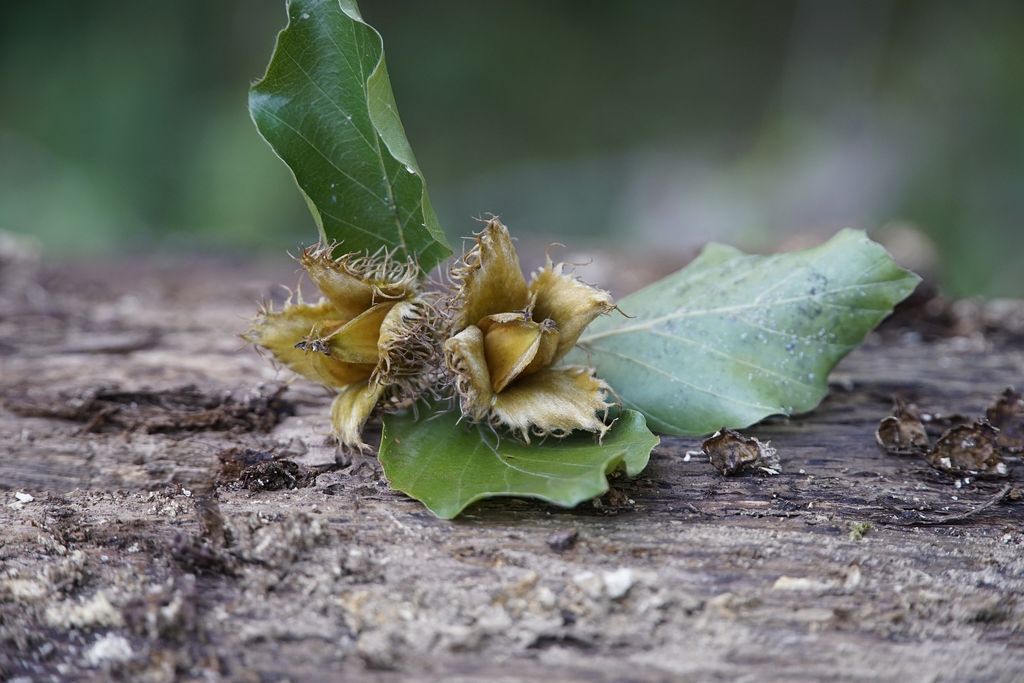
top-left (1, 245), bottom-right (1023, 682)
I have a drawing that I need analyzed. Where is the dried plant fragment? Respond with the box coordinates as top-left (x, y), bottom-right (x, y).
top-left (986, 387), bottom-right (1024, 454)
top-left (878, 391), bottom-right (1017, 478)
top-left (926, 421), bottom-right (1007, 477)
top-left (245, 245), bottom-right (437, 450)
top-left (239, 460), bottom-right (317, 491)
top-left (444, 218), bottom-right (615, 441)
top-left (703, 429), bottom-right (779, 476)
top-left (875, 400), bottom-right (930, 456)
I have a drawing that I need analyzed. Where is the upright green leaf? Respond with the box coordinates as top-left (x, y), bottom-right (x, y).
top-left (573, 230), bottom-right (920, 435)
top-left (250, 0), bottom-right (451, 272)
top-left (379, 408), bottom-right (659, 519)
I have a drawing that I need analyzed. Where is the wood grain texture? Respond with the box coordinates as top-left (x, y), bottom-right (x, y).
top-left (1, 248), bottom-right (1022, 682)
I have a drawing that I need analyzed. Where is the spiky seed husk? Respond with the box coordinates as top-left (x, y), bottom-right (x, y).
top-left (444, 219), bottom-right (617, 440)
top-left (247, 244), bottom-right (438, 449)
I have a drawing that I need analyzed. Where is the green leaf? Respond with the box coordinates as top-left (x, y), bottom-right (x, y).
top-left (379, 408), bottom-right (659, 519)
top-left (249, 0), bottom-right (452, 273)
top-left (573, 229), bottom-right (920, 435)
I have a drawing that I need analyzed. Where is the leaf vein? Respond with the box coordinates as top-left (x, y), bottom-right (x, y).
top-left (255, 106), bottom-right (389, 205)
top-left (647, 329), bottom-right (817, 389)
top-left (588, 346), bottom-right (777, 413)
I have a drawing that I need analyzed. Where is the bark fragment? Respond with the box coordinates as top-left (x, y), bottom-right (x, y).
top-left (2, 384), bottom-right (291, 434)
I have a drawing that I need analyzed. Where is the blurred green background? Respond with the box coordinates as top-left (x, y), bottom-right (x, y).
top-left (1, 0), bottom-right (1021, 295)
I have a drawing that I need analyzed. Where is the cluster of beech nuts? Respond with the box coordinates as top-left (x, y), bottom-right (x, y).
top-left (246, 218), bottom-right (616, 449)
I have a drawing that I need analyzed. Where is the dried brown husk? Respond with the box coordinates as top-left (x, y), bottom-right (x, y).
top-left (875, 400), bottom-right (930, 456)
top-left (986, 387), bottom-right (1024, 454)
top-left (926, 421), bottom-right (1007, 477)
top-left (876, 394), bottom-right (1013, 478)
top-left (702, 429), bottom-right (780, 476)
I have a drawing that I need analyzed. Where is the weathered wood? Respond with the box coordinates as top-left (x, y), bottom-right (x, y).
top-left (1, 248), bottom-right (1022, 682)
